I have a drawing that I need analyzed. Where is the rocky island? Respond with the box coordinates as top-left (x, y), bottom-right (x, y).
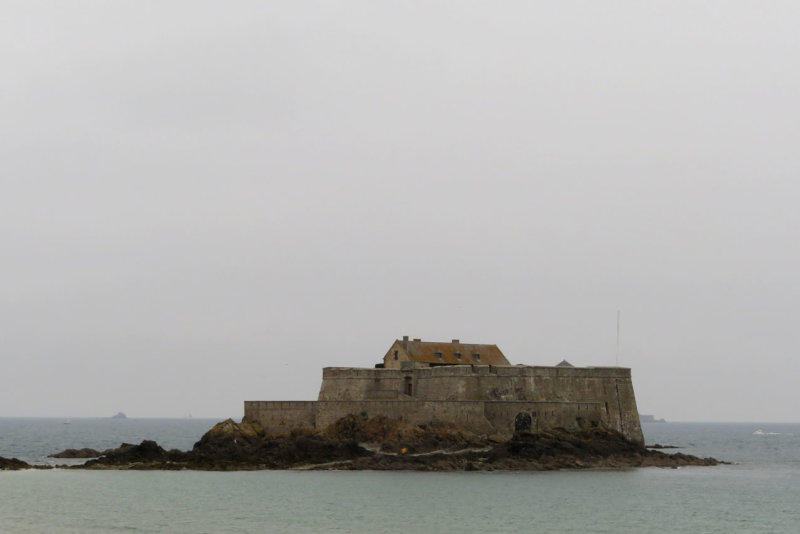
top-left (0, 338), bottom-right (722, 471)
top-left (23, 415), bottom-right (717, 471)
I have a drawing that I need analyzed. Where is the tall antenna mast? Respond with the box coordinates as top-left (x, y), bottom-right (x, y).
top-left (616, 310), bottom-right (620, 366)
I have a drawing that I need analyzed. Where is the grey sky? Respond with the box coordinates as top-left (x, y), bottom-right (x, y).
top-left (2, 1), bottom-right (798, 421)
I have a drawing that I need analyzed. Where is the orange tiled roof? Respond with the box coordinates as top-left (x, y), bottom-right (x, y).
top-left (401, 339), bottom-right (509, 366)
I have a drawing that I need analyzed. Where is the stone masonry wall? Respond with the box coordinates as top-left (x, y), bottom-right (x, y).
top-left (245, 399), bottom-right (609, 440)
top-left (243, 401), bottom-right (316, 435)
top-left (246, 365), bottom-right (644, 444)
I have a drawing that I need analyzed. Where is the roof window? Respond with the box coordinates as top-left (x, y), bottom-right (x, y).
top-left (473, 353), bottom-right (481, 362)
top-left (454, 352), bottom-right (462, 360)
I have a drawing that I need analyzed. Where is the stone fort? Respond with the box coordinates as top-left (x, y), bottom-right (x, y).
top-left (244, 336), bottom-right (644, 444)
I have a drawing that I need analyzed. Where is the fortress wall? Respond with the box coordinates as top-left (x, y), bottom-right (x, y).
top-left (534, 368), bottom-right (644, 443)
top-left (250, 365), bottom-right (643, 444)
top-left (483, 401), bottom-right (604, 438)
top-left (243, 399), bottom-right (609, 439)
top-left (414, 366), bottom-right (475, 377)
top-left (318, 368), bottom-right (410, 401)
top-left (531, 367), bottom-right (632, 378)
top-left (243, 401), bottom-right (317, 436)
top-left (528, 368), bottom-right (642, 444)
top-left (611, 376), bottom-right (643, 444)
top-left (415, 371), bottom-right (538, 401)
top-left (244, 398), bottom-right (635, 442)
top-left (314, 400), bottom-right (494, 434)
top-left (404, 366), bottom-right (632, 404)
top-left (316, 367), bottom-right (643, 442)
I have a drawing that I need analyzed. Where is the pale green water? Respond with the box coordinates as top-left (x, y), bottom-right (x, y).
top-left (2, 467), bottom-right (798, 533)
top-left (2, 421), bottom-right (800, 533)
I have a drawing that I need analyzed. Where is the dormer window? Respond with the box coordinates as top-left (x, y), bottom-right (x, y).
top-left (394, 350), bottom-right (398, 360)
top-left (454, 352), bottom-right (462, 361)
top-left (435, 350), bottom-right (443, 361)
top-left (473, 353), bottom-right (481, 362)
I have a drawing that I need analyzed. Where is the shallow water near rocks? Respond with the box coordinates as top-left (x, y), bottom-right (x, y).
top-left (2, 420), bottom-right (799, 533)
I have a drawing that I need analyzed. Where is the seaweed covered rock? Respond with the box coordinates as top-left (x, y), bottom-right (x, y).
top-left (484, 427), bottom-right (720, 470)
top-left (70, 416), bottom-right (721, 471)
top-left (190, 420), bottom-right (367, 469)
top-left (324, 414), bottom-right (486, 453)
top-left (82, 441), bottom-right (188, 469)
top-left (0, 456), bottom-right (31, 470)
top-left (202, 418), bottom-right (265, 441)
top-left (492, 427), bottom-right (642, 462)
top-left (49, 447), bottom-right (103, 458)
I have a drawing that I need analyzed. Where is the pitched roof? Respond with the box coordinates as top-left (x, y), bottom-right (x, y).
top-left (555, 359), bottom-right (574, 367)
top-left (397, 339), bottom-right (509, 366)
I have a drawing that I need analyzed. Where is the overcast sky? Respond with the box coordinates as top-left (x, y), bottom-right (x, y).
top-left (2, 1), bottom-right (798, 421)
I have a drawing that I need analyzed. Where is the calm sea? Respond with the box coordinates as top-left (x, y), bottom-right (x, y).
top-left (1, 418), bottom-right (799, 533)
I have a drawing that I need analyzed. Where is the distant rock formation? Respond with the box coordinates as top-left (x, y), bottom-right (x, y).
top-left (111, 412), bottom-right (127, 419)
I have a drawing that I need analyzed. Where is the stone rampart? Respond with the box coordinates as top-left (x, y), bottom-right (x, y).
top-left (314, 400), bottom-right (493, 434)
top-left (246, 364), bottom-right (644, 444)
top-left (243, 401), bottom-right (316, 435)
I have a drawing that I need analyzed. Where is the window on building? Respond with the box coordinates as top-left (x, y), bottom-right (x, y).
top-left (473, 353), bottom-right (481, 362)
top-left (393, 350), bottom-right (398, 360)
top-left (454, 352), bottom-right (461, 361)
top-left (435, 350), bottom-right (443, 361)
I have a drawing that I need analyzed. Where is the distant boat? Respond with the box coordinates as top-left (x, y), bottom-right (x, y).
top-left (63, 419), bottom-right (71, 425)
top-left (111, 412), bottom-right (127, 419)
top-left (753, 429), bottom-right (765, 435)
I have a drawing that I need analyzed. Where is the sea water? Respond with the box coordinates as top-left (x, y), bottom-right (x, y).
top-left (1, 419), bottom-right (799, 533)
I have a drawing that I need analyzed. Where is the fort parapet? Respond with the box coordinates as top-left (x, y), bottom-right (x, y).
top-left (244, 362), bottom-right (644, 444)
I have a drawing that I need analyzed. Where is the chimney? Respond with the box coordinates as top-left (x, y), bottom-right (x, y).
top-left (402, 335), bottom-right (409, 350)
top-left (452, 339), bottom-right (459, 344)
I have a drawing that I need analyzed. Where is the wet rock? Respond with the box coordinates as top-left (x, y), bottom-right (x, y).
top-left (0, 456), bottom-right (31, 470)
top-left (49, 447), bottom-right (102, 458)
top-left (324, 414), bottom-right (485, 454)
top-left (72, 416), bottom-right (722, 471)
top-left (189, 422), bottom-right (368, 470)
top-left (82, 440), bottom-right (189, 469)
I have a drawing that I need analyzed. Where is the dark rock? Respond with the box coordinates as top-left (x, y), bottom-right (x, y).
top-left (74, 416), bottom-right (722, 471)
top-left (188, 420), bottom-right (368, 470)
top-left (82, 440), bottom-right (189, 469)
top-left (49, 447), bottom-right (102, 458)
top-left (0, 456), bottom-right (31, 470)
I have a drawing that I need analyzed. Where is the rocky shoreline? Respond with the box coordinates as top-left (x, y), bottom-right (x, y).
top-left (2, 415), bottom-right (722, 471)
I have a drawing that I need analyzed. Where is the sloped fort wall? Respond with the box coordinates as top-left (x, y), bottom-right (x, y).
top-left (244, 365), bottom-right (644, 444)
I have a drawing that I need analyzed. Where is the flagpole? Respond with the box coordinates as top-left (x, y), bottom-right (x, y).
top-left (616, 310), bottom-right (620, 367)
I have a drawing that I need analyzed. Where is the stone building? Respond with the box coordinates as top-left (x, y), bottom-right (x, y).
top-left (382, 336), bottom-right (509, 369)
top-left (244, 336), bottom-right (644, 444)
